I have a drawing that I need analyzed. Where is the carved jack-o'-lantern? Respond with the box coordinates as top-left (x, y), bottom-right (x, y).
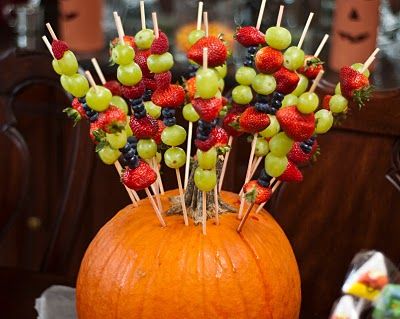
top-left (59, 0), bottom-right (103, 52)
top-left (329, 0), bottom-right (379, 71)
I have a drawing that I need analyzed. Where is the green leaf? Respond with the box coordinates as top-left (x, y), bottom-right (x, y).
top-left (95, 140), bottom-right (108, 153)
top-left (244, 188), bottom-right (257, 203)
top-left (92, 129), bottom-right (106, 143)
top-left (63, 107), bottom-right (81, 127)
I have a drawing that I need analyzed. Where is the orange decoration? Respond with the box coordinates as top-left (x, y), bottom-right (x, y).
top-left (76, 190), bottom-right (301, 319)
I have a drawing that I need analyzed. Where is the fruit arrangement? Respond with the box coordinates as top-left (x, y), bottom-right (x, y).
top-left (42, 1), bottom-right (379, 318)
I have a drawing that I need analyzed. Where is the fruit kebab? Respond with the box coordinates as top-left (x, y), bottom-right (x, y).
top-left (41, 28), bottom-right (140, 207)
top-left (149, 11), bottom-right (189, 226)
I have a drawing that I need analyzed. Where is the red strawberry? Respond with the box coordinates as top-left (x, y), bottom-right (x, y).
top-left (151, 84), bottom-right (185, 108)
top-left (230, 103), bottom-right (248, 114)
top-left (274, 67), bottom-right (300, 94)
top-left (185, 77), bottom-right (196, 101)
top-left (211, 126), bottom-right (228, 147)
top-left (287, 140), bottom-right (318, 165)
top-left (278, 161), bottom-right (303, 182)
top-left (63, 98), bottom-right (86, 125)
top-left (239, 107), bottom-right (270, 133)
top-left (298, 55), bottom-right (324, 79)
top-left (130, 114), bottom-right (158, 139)
top-left (222, 112), bottom-right (243, 137)
top-left (153, 120), bottom-right (165, 144)
top-left (89, 121), bottom-right (103, 144)
top-left (121, 160), bottom-right (157, 191)
top-left (134, 49), bottom-right (152, 78)
top-left (154, 71), bottom-right (172, 89)
top-left (110, 35), bottom-right (135, 50)
top-left (142, 77), bottom-right (157, 91)
top-left (255, 47), bottom-right (283, 74)
top-left (104, 80), bottom-right (122, 96)
top-left (192, 97), bottom-right (223, 121)
top-left (234, 26), bottom-right (265, 47)
top-left (98, 106), bottom-right (127, 133)
top-left (276, 106), bottom-right (315, 141)
top-left (51, 40), bottom-right (69, 60)
top-left (322, 95), bottom-right (332, 110)
top-left (339, 66), bottom-right (371, 107)
top-left (243, 180), bottom-right (272, 204)
top-left (150, 31), bottom-right (169, 54)
top-left (195, 134), bottom-right (217, 152)
top-left (121, 81), bottom-right (146, 100)
top-left (222, 96), bottom-right (228, 106)
top-left (187, 36), bottom-right (227, 67)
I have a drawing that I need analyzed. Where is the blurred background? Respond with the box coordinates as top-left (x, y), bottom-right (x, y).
top-left (0, 0), bottom-right (399, 318)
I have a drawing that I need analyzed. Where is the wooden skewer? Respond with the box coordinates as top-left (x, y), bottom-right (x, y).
top-left (152, 12), bottom-right (159, 39)
top-left (85, 70), bottom-right (98, 93)
top-left (309, 70), bottom-right (325, 93)
top-left (184, 121), bottom-right (193, 189)
top-left (42, 36), bottom-right (55, 59)
top-left (361, 48), bottom-right (380, 73)
top-left (152, 157), bottom-right (165, 195)
top-left (45, 22), bottom-right (58, 40)
top-left (114, 161), bottom-right (139, 207)
top-left (145, 187), bottom-right (166, 226)
top-left (91, 58), bottom-right (106, 85)
top-left (256, 0), bottom-right (267, 31)
top-left (297, 12), bottom-right (314, 49)
top-left (202, 191), bottom-right (207, 235)
top-left (176, 168), bottom-right (189, 226)
top-left (276, 5), bottom-right (284, 27)
top-left (150, 177), bottom-right (163, 212)
top-left (203, 12), bottom-right (209, 37)
top-left (214, 185), bottom-right (219, 225)
top-left (218, 136), bottom-right (233, 192)
top-left (197, 2), bottom-right (204, 31)
top-left (237, 203), bottom-right (255, 232)
top-left (250, 156), bottom-right (263, 179)
top-left (140, 1), bottom-right (146, 30)
top-left (314, 34), bottom-right (329, 58)
top-left (113, 12), bottom-right (125, 44)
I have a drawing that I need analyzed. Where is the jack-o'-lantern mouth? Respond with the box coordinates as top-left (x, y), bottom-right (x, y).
top-left (338, 31), bottom-right (370, 43)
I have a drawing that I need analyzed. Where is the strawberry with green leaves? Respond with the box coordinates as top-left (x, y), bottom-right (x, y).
top-left (243, 180), bottom-right (272, 204)
top-left (98, 106), bottom-right (127, 133)
top-left (234, 26), bottom-right (265, 47)
top-left (222, 112), bottom-right (243, 137)
top-left (187, 36), bottom-right (228, 67)
top-left (339, 66), bottom-right (372, 107)
top-left (298, 55), bottom-right (324, 79)
top-left (63, 98), bottom-right (87, 125)
top-left (288, 139), bottom-right (319, 165)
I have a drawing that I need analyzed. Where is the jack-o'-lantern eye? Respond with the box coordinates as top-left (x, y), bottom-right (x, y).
top-left (349, 8), bottom-right (359, 21)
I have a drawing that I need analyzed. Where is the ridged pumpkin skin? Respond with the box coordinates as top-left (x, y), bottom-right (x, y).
top-left (76, 190), bottom-right (301, 319)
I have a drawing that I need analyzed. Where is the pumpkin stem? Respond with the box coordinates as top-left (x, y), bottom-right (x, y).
top-left (165, 159), bottom-right (237, 224)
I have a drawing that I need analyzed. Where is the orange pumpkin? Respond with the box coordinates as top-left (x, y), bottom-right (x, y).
top-left (76, 190), bottom-right (301, 319)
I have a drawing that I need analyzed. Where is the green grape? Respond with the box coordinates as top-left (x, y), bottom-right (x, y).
top-left (182, 103), bottom-right (200, 122)
top-left (232, 85), bottom-right (253, 104)
top-left (137, 139), bottom-right (157, 159)
top-left (283, 46), bottom-right (305, 71)
top-left (269, 132), bottom-right (294, 156)
top-left (110, 96), bottom-right (129, 114)
top-left (251, 74), bottom-right (276, 95)
top-left (329, 94), bottom-right (348, 113)
top-left (147, 52), bottom-right (174, 74)
top-left (264, 153), bottom-right (288, 177)
top-left (265, 27), bottom-right (292, 50)
top-left (194, 167), bottom-right (217, 192)
top-left (125, 119), bottom-right (133, 137)
top-left (282, 94), bottom-right (298, 107)
top-left (60, 74), bottom-right (89, 98)
top-left (315, 109), bottom-right (333, 134)
top-left (165, 147), bottom-right (186, 169)
top-left (57, 50), bottom-right (79, 76)
top-left (135, 29), bottom-right (155, 49)
top-left (291, 74), bottom-right (309, 96)
top-left (335, 83), bottom-right (342, 95)
top-left (86, 86), bottom-right (112, 111)
top-left (156, 151), bottom-right (162, 163)
top-left (260, 115), bottom-right (280, 138)
top-left (215, 63), bottom-right (227, 78)
top-left (144, 101), bottom-right (161, 119)
top-left (218, 78), bottom-right (225, 92)
top-left (235, 66), bottom-right (257, 86)
top-left (161, 125), bottom-right (187, 146)
top-left (188, 29), bottom-right (206, 45)
top-left (196, 68), bottom-right (219, 99)
top-left (117, 62), bottom-right (142, 86)
top-left (197, 147), bottom-right (217, 170)
top-left (52, 59), bottom-right (62, 75)
top-left (112, 44), bottom-right (135, 65)
top-left (98, 146), bottom-right (121, 165)
top-left (106, 130), bottom-right (127, 149)
top-left (351, 63), bottom-right (370, 78)
top-left (255, 138), bottom-right (270, 157)
top-left (297, 92), bottom-right (319, 114)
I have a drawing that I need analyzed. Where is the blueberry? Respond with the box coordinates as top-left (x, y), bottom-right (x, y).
top-left (128, 155), bottom-right (140, 168)
top-left (163, 117), bottom-right (177, 127)
top-left (272, 99), bottom-right (282, 109)
top-left (300, 143), bottom-right (312, 154)
top-left (131, 103), bottom-right (145, 112)
top-left (118, 155), bottom-right (128, 167)
top-left (257, 169), bottom-right (272, 187)
top-left (125, 148), bottom-right (137, 160)
top-left (196, 131), bottom-right (209, 141)
top-left (143, 89), bottom-right (152, 101)
top-left (89, 113), bottom-right (99, 122)
top-left (198, 120), bottom-right (212, 129)
top-left (211, 118), bottom-right (218, 127)
top-left (257, 94), bottom-right (269, 103)
top-left (82, 103), bottom-right (90, 112)
top-left (273, 92), bottom-right (285, 102)
top-left (248, 46), bottom-right (258, 54)
top-left (304, 138), bottom-right (315, 146)
top-left (255, 102), bottom-right (273, 114)
top-left (257, 178), bottom-right (270, 188)
top-left (243, 60), bottom-right (253, 67)
top-left (129, 98), bottom-right (143, 107)
top-left (127, 136), bottom-right (137, 144)
top-left (198, 126), bottom-right (211, 134)
top-left (162, 108), bottom-right (176, 118)
top-left (134, 109), bottom-right (147, 119)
